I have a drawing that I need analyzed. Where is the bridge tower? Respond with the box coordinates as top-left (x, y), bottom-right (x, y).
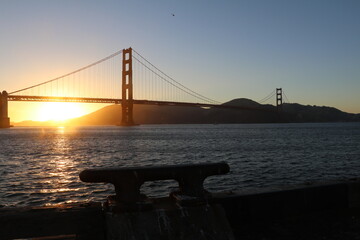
top-left (121, 48), bottom-right (135, 126)
top-left (276, 88), bottom-right (282, 112)
top-left (0, 91), bottom-right (10, 128)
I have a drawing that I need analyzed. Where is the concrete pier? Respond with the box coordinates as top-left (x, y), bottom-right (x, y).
top-left (3, 163), bottom-right (360, 239)
top-left (0, 91), bottom-right (10, 128)
top-left (2, 178), bottom-right (360, 239)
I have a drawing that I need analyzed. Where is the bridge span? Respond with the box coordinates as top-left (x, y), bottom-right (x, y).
top-left (1, 48), bottom-right (284, 128)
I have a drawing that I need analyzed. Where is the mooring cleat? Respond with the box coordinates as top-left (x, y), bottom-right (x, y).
top-left (79, 162), bottom-right (230, 206)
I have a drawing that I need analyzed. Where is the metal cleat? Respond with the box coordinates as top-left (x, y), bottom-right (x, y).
top-left (79, 162), bottom-right (230, 207)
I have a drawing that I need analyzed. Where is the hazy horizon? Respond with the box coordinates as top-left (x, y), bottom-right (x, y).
top-left (11, 98), bottom-right (360, 127)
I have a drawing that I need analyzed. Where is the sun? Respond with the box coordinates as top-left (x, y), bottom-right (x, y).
top-left (36, 102), bottom-right (87, 121)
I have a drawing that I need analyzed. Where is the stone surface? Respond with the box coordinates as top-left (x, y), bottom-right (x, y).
top-left (106, 203), bottom-right (235, 240)
top-left (0, 203), bottom-right (105, 240)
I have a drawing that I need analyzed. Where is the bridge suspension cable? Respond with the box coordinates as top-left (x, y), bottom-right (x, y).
top-left (283, 90), bottom-right (291, 103)
top-left (9, 50), bottom-right (122, 94)
top-left (258, 90), bottom-right (276, 104)
top-left (258, 89), bottom-right (291, 105)
top-left (132, 49), bottom-right (220, 105)
top-left (9, 47), bottom-right (221, 106)
top-left (9, 50), bottom-right (123, 99)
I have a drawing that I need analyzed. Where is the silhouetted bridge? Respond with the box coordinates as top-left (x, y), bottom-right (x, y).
top-left (0, 48), bottom-right (286, 128)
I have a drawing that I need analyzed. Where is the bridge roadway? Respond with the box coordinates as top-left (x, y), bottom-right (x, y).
top-left (7, 95), bottom-right (275, 112)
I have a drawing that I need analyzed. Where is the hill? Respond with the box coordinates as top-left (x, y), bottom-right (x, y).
top-left (283, 104), bottom-right (360, 122)
top-left (13, 99), bottom-right (360, 126)
top-left (66, 104), bottom-right (209, 125)
top-left (64, 99), bottom-right (360, 126)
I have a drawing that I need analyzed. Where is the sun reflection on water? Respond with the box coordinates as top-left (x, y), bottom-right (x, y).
top-left (36, 127), bottom-right (80, 201)
top-left (57, 126), bottom-right (65, 134)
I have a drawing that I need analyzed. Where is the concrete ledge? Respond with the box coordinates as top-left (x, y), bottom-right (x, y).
top-left (106, 203), bottom-right (235, 240)
top-left (215, 180), bottom-right (360, 222)
top-left (2, 179), bottom-right (360, 240)
top-left (0, 203), bottom-right (105, 240)
top-left (213, 179), bottom-right (360, 239)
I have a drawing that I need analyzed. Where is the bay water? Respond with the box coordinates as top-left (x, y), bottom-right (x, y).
top-left (0, 123), bottom-right (359, 207)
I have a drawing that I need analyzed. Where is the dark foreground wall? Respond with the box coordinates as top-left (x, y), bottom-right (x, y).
top-left (216, 179), bottom-right (360, 239)
top-left (1, 179), bottom-right (360, 240)
top-left (219, 179), bottom-right (360, 222)
top-left (0, 202), bottom-right (105, 240)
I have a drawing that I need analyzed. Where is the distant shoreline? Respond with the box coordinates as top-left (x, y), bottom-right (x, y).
top-left (10, 121), bottom-right (360, 128)
top-left (10, 98), bottom-right (360, 127)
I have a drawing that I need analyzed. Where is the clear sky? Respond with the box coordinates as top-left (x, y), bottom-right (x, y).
top-left (1, 0), bottom-right (360, 122)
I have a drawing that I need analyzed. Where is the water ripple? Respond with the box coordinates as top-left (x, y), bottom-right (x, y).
top-left (0, 123), bottom-right (360, 207)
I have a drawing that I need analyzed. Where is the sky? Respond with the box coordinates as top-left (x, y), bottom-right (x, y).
top-left (1, 0), bottom-right (360, 122)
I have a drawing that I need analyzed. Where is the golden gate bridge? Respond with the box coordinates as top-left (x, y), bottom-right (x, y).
top-left (0, 48), bottom-right (289, 128)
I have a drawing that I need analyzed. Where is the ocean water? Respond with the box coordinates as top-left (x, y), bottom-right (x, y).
top-left (0, 123), bottom-right (359, 207)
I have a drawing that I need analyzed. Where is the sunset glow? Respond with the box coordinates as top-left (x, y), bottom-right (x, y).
top-left (1, 0), bottom-right (360, 124)
top-left (36, 102), bottom-right (87, 121)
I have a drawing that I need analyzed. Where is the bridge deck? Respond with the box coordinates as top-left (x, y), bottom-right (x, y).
top-left (8, 95), bottom-right (274, 112)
